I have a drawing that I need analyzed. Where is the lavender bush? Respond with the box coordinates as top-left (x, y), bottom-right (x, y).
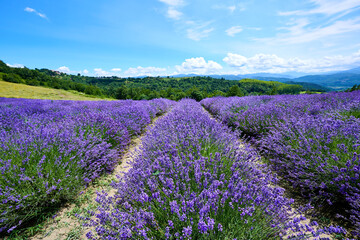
top-left (89, 99), bottom-right (344, 239)
top-left (0, 97), bottom-right (173, 234)
top-left (201, 91), bottom-right (360, 236)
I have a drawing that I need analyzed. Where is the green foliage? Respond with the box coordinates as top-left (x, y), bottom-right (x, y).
top-left (0, 60), bottom-right (103, 97)
top-left (346, 84), bottom-right (360, 92)
top-left (114, 86), bottom-right (128, 99)
top-left (3, 73), bottom-right (25, 84)
top-left (226, 85), bottom-right (244, 97)
top-left (277, 85), bottom-right (303, 94)
top-left (238, 79), bottom-right (301, 95)
top-left (286, 81), bottom-right (330, 92)
top-left (340, 107), bottom-right (360, 118)
top-left (0, 59), bottom-right (305, 101)
top-left (188, 87), bottom-right (204, 101)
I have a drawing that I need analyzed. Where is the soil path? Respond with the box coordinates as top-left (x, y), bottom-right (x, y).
top-left (31, 115), bottom-right (163, 240)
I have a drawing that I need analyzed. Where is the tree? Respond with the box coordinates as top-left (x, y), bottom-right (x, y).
top-left (115, 86), bottom-right (128, 99)
top-left (210, 90), bottom-right (225, 97)
top-left (187, 87), bottom-right (204, 101)
top-left (3, 73), bottom-right (25, 84)
top-left (226, 85), bottom-right (244, 97)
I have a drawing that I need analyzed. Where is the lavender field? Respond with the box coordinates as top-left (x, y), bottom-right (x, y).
top-left (0, 98), bottom-right (173, 235)
top-left (88, 99), bottom-right (347, 240)
top-left (201, 91), bottom-right (360, 237)
top-left (1, 94), bottom-right (358, 239)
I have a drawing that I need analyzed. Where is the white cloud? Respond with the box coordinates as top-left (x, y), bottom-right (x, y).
top-left (288, 17), bottom-right (360, 43)
top-left (167, 7), bottom-right (183, 20)
top-left (186, 21), bottom-right (214, 41)
top-left (94, 68), bottom-right (112, 77)
top-left (111, 68), bottom-right (122, 72)
top-left (271, 0), bottom-right (360, 47)
top-left (212, 4), bottom-right (245, 13)
top-left (6, 63), bottom-right (24, 68)
top-left (248, 27), bottom-right (262, 31)
top-left (24, 7), bottom-right (47, 19)
top-left (257, 16), bottom-right (360, 44)
top-left (187, 28), bottom-right (214, 41)
top-left (158, 0), bottom-right (184, 7)
top-left (228, 5), bottom-right (236, 13)
top-left (226, 26), bottom-right (243, 37)
top-left (223, 51), bottom-right (360, 74)
top-left (57, 66), bottom-right (71, 74)
top-left (175, 57), bottom-right (223, 75)
top-left (57, 67), bottom-right (91, 75)
top-left (124, 66), bottom-right (167, 77)
top-left (159, 0), bottom-right (184, 20)
top-left (279, 0), bottom-right (360, 16)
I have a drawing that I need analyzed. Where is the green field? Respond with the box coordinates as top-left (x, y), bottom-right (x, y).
top-left (0, 79), bottom-right (111, 101)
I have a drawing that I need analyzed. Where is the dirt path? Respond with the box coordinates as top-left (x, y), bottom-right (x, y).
top-left (31, 116), bottom-right (163, 240)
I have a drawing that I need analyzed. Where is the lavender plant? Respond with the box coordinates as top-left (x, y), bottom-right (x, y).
top-left (0, 97), bottom-right (173, 235)
top-left (89, 99), bottom-right (343, 239)
top-left (201, 91), bottom-right (360, 236)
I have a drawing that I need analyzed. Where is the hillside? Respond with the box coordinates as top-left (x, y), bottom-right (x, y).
top-left (295, 72), bottom-right (360, 90)
top-left (0, 78), bottom-right (108, 101)
top-left (206, 67), bottom-right (360, 90)
top-left (0, 60), bottom-right (305, 101)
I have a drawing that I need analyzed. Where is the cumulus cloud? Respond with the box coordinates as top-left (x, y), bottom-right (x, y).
top-left (111, 68), bottom-right (122, 72)
top-left (223, 51), bottom-right (360, 73)
top-left (94, 68), bottom-right (112, 77)
top-left (24, 7), bottom-right (47, 19)
top-left (56, 67), bottom-right (94, 76)
top-left (226, 26), bottom-right (243, 37)
top-left (57, 66), bottom-right (71, 74)
top-left (175, 57), bottom-right (223, 75)
top-left (124, 66), bottom-right (167, 77)
top-left (6, 63), bottom-right (24, 68)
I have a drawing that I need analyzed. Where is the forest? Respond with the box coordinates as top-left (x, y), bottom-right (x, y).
top-left (1, 60), bottom-right (313, 101)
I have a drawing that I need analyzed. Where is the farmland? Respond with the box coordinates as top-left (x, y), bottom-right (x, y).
top-left (201, 91), bottom-right (360, 237)
top-left (1, 91), bottom-right (359, 239)
top-left (0, 98), bottom-right (173, 237)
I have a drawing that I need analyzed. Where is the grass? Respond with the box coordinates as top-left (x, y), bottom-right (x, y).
top-left (0, 79), bottom-right (112, 101)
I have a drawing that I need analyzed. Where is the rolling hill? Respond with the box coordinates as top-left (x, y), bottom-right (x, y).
top-left (0, 79), bottom-right (109, 101)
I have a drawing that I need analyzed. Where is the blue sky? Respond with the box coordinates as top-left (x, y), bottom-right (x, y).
top-left (1, 0), bottom-right (360, 77)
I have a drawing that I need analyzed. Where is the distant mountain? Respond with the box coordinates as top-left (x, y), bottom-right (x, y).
top-left (340, 67), bottom-right (360, 74)
top-left (294, 72), bottom-right (360, 90)
top-left (172, 72), bottom-right (305, 80)
top-left (204, 67), bottom-right (360, 90)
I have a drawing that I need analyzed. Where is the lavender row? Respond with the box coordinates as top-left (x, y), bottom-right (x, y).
top-left (0, 97), bottom-right (174, 234)
top-left (88, 99), bottom-right (344, 239)
top-left (201, 91), bottom-right (360, 236)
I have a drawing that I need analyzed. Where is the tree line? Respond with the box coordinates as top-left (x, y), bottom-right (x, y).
top-left (346, 84), bottom-right (360, 92)
top-left (0, 60), bottom-right (305, 101)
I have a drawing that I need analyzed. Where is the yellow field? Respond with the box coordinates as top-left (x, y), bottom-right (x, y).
top-left (0, 79), bottom-right (111, 101)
